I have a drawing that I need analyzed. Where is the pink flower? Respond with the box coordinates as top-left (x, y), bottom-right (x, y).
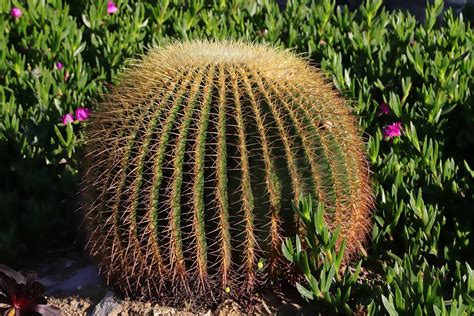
top-left (75, 107), bottom-right (91, 121)
top-left (378, 101), bottom-right (390, 115)
top-left (56, 62), bottom-right (63, 70)
top-left (62, 113), bottom-right (74, 124)
top-left (107, 1), bottom-right (118, 14)
top-left (11, 7), bottom-right (22, 19)
top-left (383, 122), bottom-right (402, 139)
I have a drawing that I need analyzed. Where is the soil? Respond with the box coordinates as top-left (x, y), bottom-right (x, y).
top-left (20, 248), bottom-right (306, 315)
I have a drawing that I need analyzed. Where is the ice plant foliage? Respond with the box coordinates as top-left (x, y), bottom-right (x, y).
top-left (81, 41), bottom-right (373, 307)
top-left (2, 0), bottom-right (472, 313)
top-left (383, 122), bottom-right (402, 139)
top-left (0, 265), bottom-right (60, 316)
top-left (282, 196), bottom-right (362, 314)
top-left (10, 7), bottom-right (21, 19)
top-left (107, 1), bottom-right (118, 14)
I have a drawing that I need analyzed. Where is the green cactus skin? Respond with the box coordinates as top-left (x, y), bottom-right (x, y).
top-left (81, 40), bottom-right (373, 307)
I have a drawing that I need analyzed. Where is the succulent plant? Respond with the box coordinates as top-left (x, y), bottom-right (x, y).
top-left (0, 265), bottom-right (60, 316)
top-left (80, 40), bottom-right (372, 307)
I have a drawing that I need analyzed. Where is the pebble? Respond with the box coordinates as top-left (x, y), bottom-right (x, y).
top-left (153, 306), bottom-right (176, 315)
top-left (92, 291), bottom-right (122, 316)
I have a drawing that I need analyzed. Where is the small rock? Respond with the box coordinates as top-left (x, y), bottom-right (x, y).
top-left (63, 259), bottom-right (74, 268)
top-left (153, 306), bottom-right (176, 316)
top-left (92, 291), bottom-right (122, 316)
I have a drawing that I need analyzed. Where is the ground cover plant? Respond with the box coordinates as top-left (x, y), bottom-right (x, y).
top-left (0, 0), bottom-right (472, 314)
top-left (0, 265), bottom-right (60, 315)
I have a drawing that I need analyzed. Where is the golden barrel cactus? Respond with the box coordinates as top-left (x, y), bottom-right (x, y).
top-left (81, 40), bottom-right (372, 307)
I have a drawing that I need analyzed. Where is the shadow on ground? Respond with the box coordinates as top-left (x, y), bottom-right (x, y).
top-left (23, 249), bottom-right (319, 315)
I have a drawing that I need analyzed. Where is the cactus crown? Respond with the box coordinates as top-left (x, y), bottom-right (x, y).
top-left (81, 40), bottom-right (372, 307)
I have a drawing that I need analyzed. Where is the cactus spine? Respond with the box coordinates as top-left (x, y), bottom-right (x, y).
top-left (81, 40), bottom-right (373, 307)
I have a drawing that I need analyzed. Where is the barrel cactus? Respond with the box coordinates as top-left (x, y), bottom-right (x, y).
top-left (81, 40), bottom-right (372, 307)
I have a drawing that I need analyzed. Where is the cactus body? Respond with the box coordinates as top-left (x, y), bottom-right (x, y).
top-left (81, 41), bottom-right (372, 307)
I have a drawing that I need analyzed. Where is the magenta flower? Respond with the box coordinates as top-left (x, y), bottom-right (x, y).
top-left (107, 1), bottom-right (118, 14)
top-left (75, 107), bottom-right (91, 121)
top-left (62, 113), bottom-right (74, 125)
top-left (11, 7), bottom-right (22, 19)
top-left (56, 62), bottom-right (63, 71)
top-left (383, 122), bottom-right (402, 139)
top-left (378, 101), bottom-right (390, 115)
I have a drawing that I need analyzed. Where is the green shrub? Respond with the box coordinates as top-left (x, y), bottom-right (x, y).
top-left (0, 0), bottom-right (472, 313)
top-left (286, 195), bottom-right (474, 315)
top-left (282, 196), bottom-right (363, 314)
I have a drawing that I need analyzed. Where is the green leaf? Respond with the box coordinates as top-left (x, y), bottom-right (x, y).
top-left (382, 295), bottom-right (399, 316)
top-left (324, 265), bottom-right (336, 293)
top-left (394, 284), bottom-right (406, 311)
top-left (414, 304), bottom-right (423, 316)
top-left (54, 125), bottom-right (68, 147)
top-left (282, 238), bottom-right (294, 263)
top-left (296, 282), bottom-right (314, 301)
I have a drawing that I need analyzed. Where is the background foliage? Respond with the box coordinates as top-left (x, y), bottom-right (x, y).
top-left (0, 0), bottom-right (472, 314)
